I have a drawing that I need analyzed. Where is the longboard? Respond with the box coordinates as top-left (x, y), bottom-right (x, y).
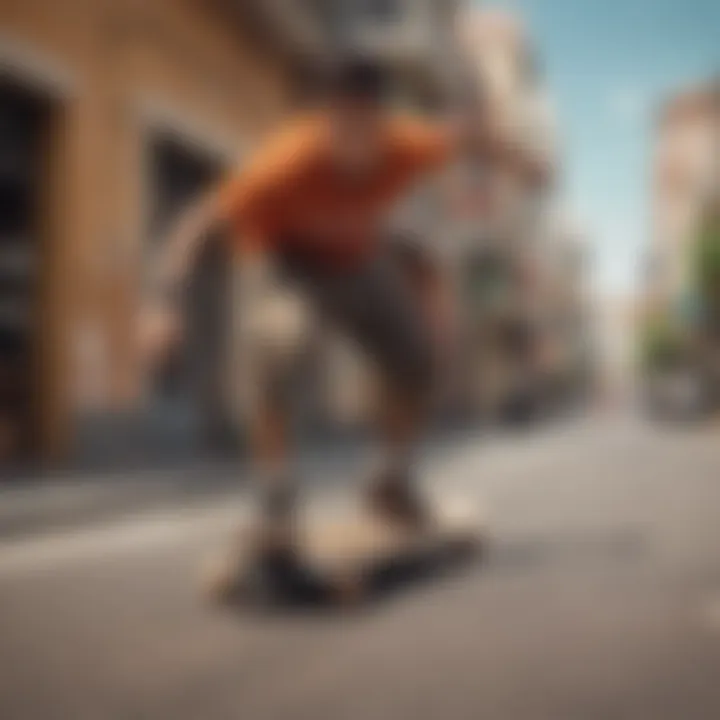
top-left (200, 498), bottom-right (486, 608)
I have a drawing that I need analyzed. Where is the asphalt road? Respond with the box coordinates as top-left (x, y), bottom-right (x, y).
top-left (2, 413), bottom-right (720, 720)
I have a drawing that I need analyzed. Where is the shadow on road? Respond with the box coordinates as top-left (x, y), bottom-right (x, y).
top-left (216, 539), bottom-right (489, 618)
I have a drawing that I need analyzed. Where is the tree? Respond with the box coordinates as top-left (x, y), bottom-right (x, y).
top-left (692, 203), bottom-right (720, 322)
top-left (639, 312), bottom-right (686, 375)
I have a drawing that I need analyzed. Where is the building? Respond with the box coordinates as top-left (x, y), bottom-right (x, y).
top-left (533, 211), bottom-right (594, 404)
top-left (639, 81), bottom-right (720, 409)
top-left (0, 0), bottom-right (483, 466)
top-left (0, 0), bottom-right (334, 468)
top-left (593, 292), bottom-right (638, 407)
top-left (1, 0), bottom-right (568, 467)
top-left (444, 7), bottom-right (561, 418)
top-left (647, 83), bottom-right (720, 313)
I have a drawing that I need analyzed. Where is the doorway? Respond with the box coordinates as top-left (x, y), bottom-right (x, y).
top-left (0, 78), bottom-right (54, 467)
top-left (146, 131), bottom-right (235, 455)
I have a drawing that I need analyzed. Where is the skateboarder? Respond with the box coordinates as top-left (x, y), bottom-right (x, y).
top-left (141, 58), bottom-right (546, 564)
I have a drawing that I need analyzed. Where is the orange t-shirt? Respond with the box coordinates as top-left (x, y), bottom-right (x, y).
top-left (217, 114), bottom-right (451, 269)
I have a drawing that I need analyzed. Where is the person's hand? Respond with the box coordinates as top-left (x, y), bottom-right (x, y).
top-left (137, 298), bottom-right (183, 374)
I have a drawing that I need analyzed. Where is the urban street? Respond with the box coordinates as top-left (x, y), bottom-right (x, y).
top-left (2, 2), bottom-right (720, 717)
top-left (2, 412), bottom-right (720, 720)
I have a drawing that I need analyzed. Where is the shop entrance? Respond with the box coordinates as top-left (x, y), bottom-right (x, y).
top-left (0, 79), bottom-right (54, 467)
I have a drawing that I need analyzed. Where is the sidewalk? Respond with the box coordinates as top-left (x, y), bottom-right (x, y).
top-left (0, 418), bottom-right (578, 543)
top-left (0, 422), bottom-right (479, 542)
top-left (0, 462), bottom-right (246, 542)
top-left (0, 430), bottom-right (406, 541)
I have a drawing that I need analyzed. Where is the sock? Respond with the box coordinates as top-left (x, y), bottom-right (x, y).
top-left (257, 466), bottom-right (298, 521)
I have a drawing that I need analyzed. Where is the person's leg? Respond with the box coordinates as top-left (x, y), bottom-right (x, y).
top-left (245, 354), bottom-right (323, 592)
top-left (309, 252), bottom-right (438, 525)
top-left (245, 311), bottom-right (310, 550)
top-left (372, 238), bottom-right (440, 483)
top-left (250, 396), bottom-right (295, 524)
top-left (375, 380), bottom-right (429, 477)
top-left (364, 373), bottom-right (433, 525)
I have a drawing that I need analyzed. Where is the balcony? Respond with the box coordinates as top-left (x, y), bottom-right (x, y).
top-left (322, 0), bottom-right (463, 99)
top-left (222, 0), bottom-right (467, 107)
top-left (223, 0), bottom-right (330, 58)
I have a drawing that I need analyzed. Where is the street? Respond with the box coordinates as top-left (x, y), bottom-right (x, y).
top-left (1, 413), bottom-right (720, 720)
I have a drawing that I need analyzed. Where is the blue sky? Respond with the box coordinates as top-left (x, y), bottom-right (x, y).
top-left (483, 0), bottom-right (720, 295)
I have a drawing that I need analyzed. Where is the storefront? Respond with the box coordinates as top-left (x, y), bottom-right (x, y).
top-left (0, 0), bottom-right (295, 468)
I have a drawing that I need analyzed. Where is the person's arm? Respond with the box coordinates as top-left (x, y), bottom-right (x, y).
top-left (148, 191), bottom-right (223, 302)
top-left (400, 108), bottom-right (552, 189)
top-left (139, 191), bottom-right (224, 369)
top-left (484, 132), bottom-right (551, 188)
top-left (139, 135), bottom-right (283, 368)
top-left (447, 114), bottom-right (552, 189)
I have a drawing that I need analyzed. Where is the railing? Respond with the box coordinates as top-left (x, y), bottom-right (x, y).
top-left (224, 0), bottom-right (329, 56)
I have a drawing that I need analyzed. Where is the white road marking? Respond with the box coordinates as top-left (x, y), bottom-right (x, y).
top-left (0, 504), bottom-right (248, 577)
top-left (0, 489), bottom-right (491, 579)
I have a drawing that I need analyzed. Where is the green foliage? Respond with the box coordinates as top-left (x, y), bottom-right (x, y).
top-left (692, 213), bottom-right (720, 305)
top-left (639, 314), bottom-right (687, 373)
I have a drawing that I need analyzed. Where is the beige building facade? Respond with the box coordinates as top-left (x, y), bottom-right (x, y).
top-left (0, 0), bottom-right (308, 466)
top-left (648, 84), bottom-right (719, 311)
top-left (446, 7), bottom-right (563, 417)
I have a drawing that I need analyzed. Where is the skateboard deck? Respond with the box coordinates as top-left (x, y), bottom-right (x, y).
top-left (201, 498), bottom-right (486, 607)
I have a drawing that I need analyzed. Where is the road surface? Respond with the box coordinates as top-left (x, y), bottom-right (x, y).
top-left (2, 414), bottom-right (720, 719)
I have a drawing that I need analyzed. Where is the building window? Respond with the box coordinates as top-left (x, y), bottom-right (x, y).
top-left (0, 79), bottom-right (52, 462)
top-left (354, 0), bottom-right (401, 24)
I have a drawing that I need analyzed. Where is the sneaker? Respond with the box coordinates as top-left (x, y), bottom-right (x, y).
top-left (364, 469), bottom-right (430, 529)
